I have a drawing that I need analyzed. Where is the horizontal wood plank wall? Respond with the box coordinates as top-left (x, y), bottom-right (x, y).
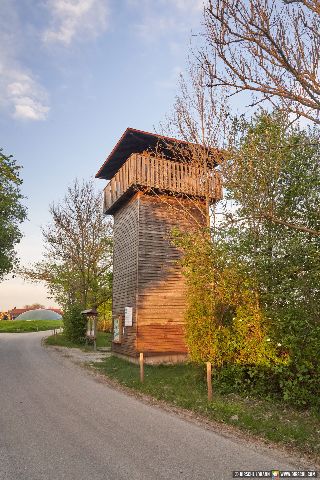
top-left (136, 194), bottom-right (206, 354)
top-left (112, 194), bottom-right (139, 357)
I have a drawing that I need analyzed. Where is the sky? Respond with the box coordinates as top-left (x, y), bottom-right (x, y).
top-left (0, 0), bottom-right (205, 310)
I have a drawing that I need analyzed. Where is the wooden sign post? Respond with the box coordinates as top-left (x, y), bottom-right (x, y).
top-left (92, 316), bottom-right (97, 351)
top-left (81, 308), bottom-right (98, 351)
top-left (206, 361), bottom-right (212, 401)
top-left (139, 352), bottom-right (144, 383)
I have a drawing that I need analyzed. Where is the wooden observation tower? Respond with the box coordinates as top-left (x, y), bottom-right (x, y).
top-left (96, 128), bottom-right (222, 363)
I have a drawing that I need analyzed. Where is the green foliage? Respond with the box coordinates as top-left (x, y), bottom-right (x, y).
top-left (220, 112), bottom-right (320, 408)
top-left (23, 180), bottom-right (113, 310)
top-left (0, 149), bottom-right (27, 279)
top-left (63, 304), bottom-right (87, 343)
top-left (45, 331), bottom-right (112, 349)
top-left (174, 112), bottom-right (320, 409)
top-left (173, 230), bottom-right (280, 368)
top-left (212, 361), bottom-right (320, 410)
top-left (45, 332), bottom-right (83, 348)
top-left (97, 298), bottom-right (112, 332)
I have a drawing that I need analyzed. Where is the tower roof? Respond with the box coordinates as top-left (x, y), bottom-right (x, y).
top-left (95, 128), bottom-right (220, 180)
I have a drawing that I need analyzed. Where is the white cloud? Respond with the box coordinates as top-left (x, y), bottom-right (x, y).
top-left (0, 67), bottom-right (50, 121)
top-left (0, 1), bottom-right (50, 121)
top-left (14, 100), bottom-right (49, 121)
top-left (43, 0), bottom-right (109, 45)
top-left (0, 0), bottom-right (110, 120)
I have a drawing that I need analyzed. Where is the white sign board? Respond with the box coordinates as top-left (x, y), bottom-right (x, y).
top-left (125, 307), bottom-right (133, 327)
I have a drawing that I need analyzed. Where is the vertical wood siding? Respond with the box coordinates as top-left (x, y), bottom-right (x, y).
top-left (111, 191), bottom-right (207, 358)
top-left (136, 194), bottom-right (206, 354)
top-left (112, 194), bottom-right (139, 356)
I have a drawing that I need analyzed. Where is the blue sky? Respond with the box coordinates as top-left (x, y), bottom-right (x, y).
top-left (1, 0), bottom-right (205, 310)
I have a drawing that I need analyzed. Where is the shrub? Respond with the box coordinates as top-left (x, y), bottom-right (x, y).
top-left (63, 304), bottom-right (86, 342)
top-left (212, 362), bottom-right (320, 409)
top-left (173, 230), bottom-right (280, 368)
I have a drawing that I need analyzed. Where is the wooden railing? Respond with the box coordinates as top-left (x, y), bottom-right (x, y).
top-left (103, 153), bottom-right (222, 214)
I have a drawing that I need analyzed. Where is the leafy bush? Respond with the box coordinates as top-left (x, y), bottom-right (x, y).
top-left (213, 362), bottom-right (320, 410)
top-left (63, 304), bottom-right (86, 343)
top-left (173, 230), bottom-right (280, 369)
top-left (174, 228), bottom-right (320, 409)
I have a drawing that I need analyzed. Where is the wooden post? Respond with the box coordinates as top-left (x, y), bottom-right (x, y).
top-left (206, 362), bottom-right (212, 401)
top-left (93, 317), bottom-right (97, 352)
top-left (139, 352), bottom-right (144, 383)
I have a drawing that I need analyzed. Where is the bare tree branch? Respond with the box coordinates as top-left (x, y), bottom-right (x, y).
top-left (202, 0), bottom-right (320, 124)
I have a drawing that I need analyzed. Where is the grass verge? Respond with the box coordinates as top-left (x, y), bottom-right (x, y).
top-left (45, 331), bottom-right (112, 350)
top-left (0, 320), bottom-right (63, 333)
top-left (93, 356), bottom-right (320, 460)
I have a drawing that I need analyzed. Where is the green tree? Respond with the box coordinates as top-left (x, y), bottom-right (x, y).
top-left (174, 111), bottom-right (320, 407)
top-left (223, 112), bottom-right (320, 334)
top-left (23, 303), bottom-right (45, 309)
top-left (219, 112), bottom-right (320, 406)
top-left (0, 149), bottom-right (27, 279)
top-left (24, 180), bottom-right (113, 311)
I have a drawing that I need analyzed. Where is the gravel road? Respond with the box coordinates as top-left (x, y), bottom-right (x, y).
top-left (0, 332), bottom-right (314, 480)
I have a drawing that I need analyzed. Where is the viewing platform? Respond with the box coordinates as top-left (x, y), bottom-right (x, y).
top-left (103, 152), bottom-right (222, 215)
